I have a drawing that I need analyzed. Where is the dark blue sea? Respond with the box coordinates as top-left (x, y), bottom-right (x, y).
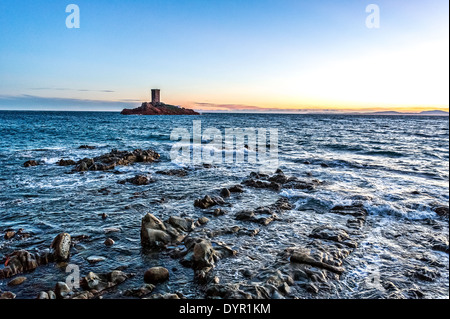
top-left (0, 111), bottom-right (448, 299)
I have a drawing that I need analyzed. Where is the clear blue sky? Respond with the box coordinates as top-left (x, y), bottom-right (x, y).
top-left (0, 0), bottom-right (448, 111)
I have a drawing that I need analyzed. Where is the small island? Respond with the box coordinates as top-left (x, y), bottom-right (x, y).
top-left (121, 89), bottom-right (200, 115)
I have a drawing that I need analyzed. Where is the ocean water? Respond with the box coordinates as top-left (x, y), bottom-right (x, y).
top-left (0, 111), bottom-right (448, 299)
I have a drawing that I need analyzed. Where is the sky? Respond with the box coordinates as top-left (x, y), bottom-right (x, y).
top-left (0, 0), bottom-right (448, 112)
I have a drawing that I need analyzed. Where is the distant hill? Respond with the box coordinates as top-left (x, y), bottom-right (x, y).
top-left (418, 110), bottom-right (449, 116)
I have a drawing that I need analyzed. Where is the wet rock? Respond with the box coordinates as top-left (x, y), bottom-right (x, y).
top-left (145, 293), bottom-right (181, 299)
top-left (8, 276), bottom-right (27, 286)
top-left (330, 204), bottom-right (368, 218)
top-left (309, 225), bottom-right (357, 248)
top-left (194, 195), bottom-right (225, 209)
top-left (242, 179), bottom-right (282, 191)
top-left (144, 267), bottom-right (170, 284)
top-left (156, 169), bottom-right (188, 177)
top-left (124, 284), bottom-right (155, 297)
top-left (0, 250), bottom-right (50, 279)
top-left (180, 237), bottom-right (218, 270)
top-left (73, 148), bottom-right (160, 172)
top-left (101, 213), bottom-right (108, 220)
top-left (229, 185), bottom-right (244, 193)
top-left (104, 238), bottom-right (115, 246)
top-left (79, 145), bottom-right (96, 149)
top-left (50, 233), bottom-right (71, 261)
top-left (220, 188), bottom-right (231, 198)
top-left (118, 174), bottom-right (153, 185)
top-left (198, 217), bottom-right (209, 225)
top-left (413, 267), bottom-right (439, 282)
top-left (37, 291), bottom-right (49, 299)
top-left (0, 291), bottom-right (16, 299)
top-left (47, 290), bottom-right (56, 299)
top-left (290, 248), bottom-right (346, 274)
top-left (55, 282), bottom-right (71, 299)
top-left (23, 160), bottom-right (39, 167)
top-left (140, 213), bottom-right (173, 248)
top-left (56, 159), bottom-right (76, 166)
top-left (235, 208), bottom-right (278, 226)
top-left (434, 206), bottom-right (449, 219)
top-left (87, 256), bottom-right (106, 264)
top-left (80, 270), bottom-right (132, 294)
top-left (168, 216), bottom-right (195, 232)
top-left (4, 230), bottom-right (15, 240)
top-left (205, 208), bottom-right (227, 217)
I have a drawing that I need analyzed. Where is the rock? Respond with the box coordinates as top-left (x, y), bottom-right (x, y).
top-left (144, 267), bottom-right (170, 284)
top-left (156, 169), bottom-right (188, 177)
top-left (118, 174), bottom-right (153, 185)
top-left (80, 270), bottom-right (132, 294)
top-left (55, 282), bottom-right (71, 299)
top-left (414, 267), bottom-right (439, 282)
top-left (104, 238), bottom-right (115, 246)
top-left (0, 250), bottom-right (48, 279)
top-left (290, 248), bottom-right (346, 274)
top-left (50, 233), bottom-right (71, 261)
top-left (47, 290), bottom-right (56, 299)
top-left (23, 160), bottom-right (39, 167)
top-left (0, 291), bottom-right (16, 299)
top-left (79, 145), bottom-right (96, 149)
top-left (8, 276), bottom-right (27, 286)
top-left (4, 230), bottom-right (15, 240)
top-left (37, 291), bottom-right (49, 299)
top-left (87, 256), bottom-right (106, 264)
top-left (124, 284), bottom-right (155, 297)
top-left (104, 227), bottom-right (121, 233)
top-left (101, 213), bottom-right (108, 220)
top-left (198, 217), bottom-right (209, 225)
top-left (434, 206), bottom-right (449, 218)
top-left (242, 179), bottom-right (282, 191)
top-left (229, 185), bottom-right (244, 193)
top-left (140, 213), bottom-right (172, 248)
top-left (235, 210), bottom-right (255, 221)
top-left (168, 216), bottom-right (195, 232)
top-left (145, 293), bottom-right (181, 299)
top-left (56, 159), bottom-right (76, 166)
top-left (181, 238), bottom-right (218, 270)
top-left (194, 195), bottom-right (218, 209)
top-left (206, 208), bottom-right (227, 217)
top-left (121, 100), bottom-right (200, 116)
top-left (330, 204), bottom-right (368, 218)
top-left (309, 225), bottom-right (357, 248)
top-left (220, 188), bottom-right (231, 198)
top-left (73, 149), bottom-right (160, 172)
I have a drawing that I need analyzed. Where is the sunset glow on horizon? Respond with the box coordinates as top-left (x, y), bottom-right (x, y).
top-left (0, 0), bottom-right (448, 113)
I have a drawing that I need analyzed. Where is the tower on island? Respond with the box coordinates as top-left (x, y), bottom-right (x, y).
top-left (151, 89), bottom-right (161, 105)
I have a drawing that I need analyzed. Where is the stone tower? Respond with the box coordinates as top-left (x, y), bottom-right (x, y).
top-left (151, 89), bottom-right (161, 105)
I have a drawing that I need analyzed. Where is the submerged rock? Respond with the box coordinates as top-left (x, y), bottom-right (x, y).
top-left (144, 267), bottom-right (170, 284)
top-left (56, 159), bottom-right (76, 166)
top-left (156, 169), bottom-right (188, 177)
top-left (23, 160), bottom-right (39, 167)
top-left (118, 174), bottom-right (153, 185)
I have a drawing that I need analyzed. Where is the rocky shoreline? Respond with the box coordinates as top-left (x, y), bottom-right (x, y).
top-left (1, 147), bottom-right (448, 300)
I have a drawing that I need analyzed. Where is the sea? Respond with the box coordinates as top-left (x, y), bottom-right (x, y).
top-left (0, 111), bottom-right (448, 299)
